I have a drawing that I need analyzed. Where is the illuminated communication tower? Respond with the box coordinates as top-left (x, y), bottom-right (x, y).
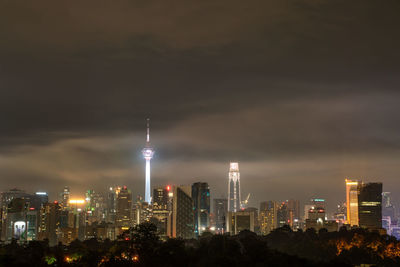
top-left (142, 119), bottom-right (154, 203)
top-left (228, 162), bottom-right (241, 212)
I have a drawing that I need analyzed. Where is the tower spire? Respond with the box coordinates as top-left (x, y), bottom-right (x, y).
top-left (142, 118), bottom-right (154, 203)
top-left (146, 118), bottom-right (150, 143)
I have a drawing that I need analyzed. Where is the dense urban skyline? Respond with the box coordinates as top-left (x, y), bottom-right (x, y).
top-left (1, 0), bottom-right (400, 212)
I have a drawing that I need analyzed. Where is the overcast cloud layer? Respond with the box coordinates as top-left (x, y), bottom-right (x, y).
top-left (1, 0), bottom-right (400, 212)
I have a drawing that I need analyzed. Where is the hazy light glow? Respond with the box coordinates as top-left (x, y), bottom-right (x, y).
top-left (69, 199), bottom-right (85, 204)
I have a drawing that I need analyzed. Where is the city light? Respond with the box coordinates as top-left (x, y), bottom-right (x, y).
top-left (35, 192), bottom-right (47, 195)
top-left (69, 199), bottom-right (85, 204)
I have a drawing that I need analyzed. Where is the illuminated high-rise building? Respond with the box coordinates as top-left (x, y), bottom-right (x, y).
top-left (287, 199), bottom-right (300, 227)
top-left (85, 190), bottom-right (106, 224)
top-left (259, 201), bottom-right (278, 235)
top-left (277, 202), bottom-right (289, 227)
top-left (382, 192), bottom-right (395, 220)
top-left (228, 162), bottom-right (241, 212)
top-left (345, 179), bottom-right (359, 226)
top-left (38, 201), bottom-right (62, 246)
top-left (152, 186), bottom-right (172, 239)
top-left (192, 182), bottom-right (210, 236)
top-left (213, 198), bottom-right (228, 233)
top-left (358, 182), bottom-right (382, 230)
top-left (106, 187), bottom-right (117, 223)
top-left (115, 186), bottom-right (132, 234)
top-left (142, 119), bottom-right (155, 203)
top-left (60, 186), bottom-right (70, 209)
top-left (168, 185), bottom-right (194, 239)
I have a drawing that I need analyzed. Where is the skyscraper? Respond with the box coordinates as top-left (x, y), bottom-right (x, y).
top-left (345, 179), bottom-right (359, 226)
top-left (277, 202), bottom-right (289, 228)
top-left (152, 186), bottom-right (172, 239)
top-left (85, 190), bottom-right (106, 224)
top-left (358, 182), bottom-right (382, 230)
top-left (168, 186), bottom-right (194, 239)
top-left (142, 119), bottom-right (155, 203)
top-left (259, 201), bottom-right (278, 235)
top-left (287, 199), bottom-right (300, 227)
top-left (228, 162), bottom-right (241, 212)
top-left (115, 186), bottom-right (132, 234)
top-left (106, 187), bottom-right (117, 224)
top-left (382, 192), bottom-right (395, 220)
top-left (213, 198), bottom-right (228, 233)
top-left (192, 182), bottom-right (210, 236)
top-left (60, 186), bottom-right (70, 210)
top-left (38, 201), bottom-right (61, 246)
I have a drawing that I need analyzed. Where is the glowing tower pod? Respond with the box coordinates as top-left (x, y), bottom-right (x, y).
top-left (142, 119), bottom-right (155, 203)
top-left (345, 179), bottom-right (359, 226)
top-left (228, 162), bottom-right (241, 212)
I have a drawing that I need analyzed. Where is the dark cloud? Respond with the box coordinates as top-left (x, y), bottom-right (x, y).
top-left (1, 0), bottom-right (400, 212)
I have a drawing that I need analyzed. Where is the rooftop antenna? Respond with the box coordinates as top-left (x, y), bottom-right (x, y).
top-left (146, 118), bottom-right (150, 143)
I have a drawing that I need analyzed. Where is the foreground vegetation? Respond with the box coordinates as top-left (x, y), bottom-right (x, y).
top-left (0, 223), bottom-right (399, 266)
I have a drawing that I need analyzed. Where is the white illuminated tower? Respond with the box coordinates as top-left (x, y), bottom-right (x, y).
top-left (228, 162), bottom-right (241, 212)
top-left (142, 119), bottom-right (154, 203)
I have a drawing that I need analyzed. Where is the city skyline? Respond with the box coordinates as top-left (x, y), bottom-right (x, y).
top-left (1, 0), bottom-right (400, 213)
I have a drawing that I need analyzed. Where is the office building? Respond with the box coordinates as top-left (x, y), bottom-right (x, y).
top-left (192, 182), bottom-right (210, 236)
top-left (345, 179), bottom-right (359, 226)
top-left (213, 198), bottom-right (228, 234)
top-left (85, 190), bottom-right (106, 224)
top-left (259, 201), bottom-right (278, 235)
top-left (168, 186), bottom-right (194, 239)
top-left (38, 201), bottom-right (61, 246)
top-left (106, 187), bottom-right (117, 224)
top-left (358, 182), bottom-right (382, 230)
top-left (277, 202), bottom-right (289, 228)
top-left (152, 186), bottom-right (172, 238)
top-left (333, 202), bottom-right (347, 224)
top-left (60, 186), bottom-right (70, 210)
top-left (226, 210), bottom-right (255, 235)
top-left (382, 192), bottom-right (395, 219)
top-left (115, 186), bottom-right (132, 235)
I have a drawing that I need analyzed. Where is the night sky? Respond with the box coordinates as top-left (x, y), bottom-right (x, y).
top-left (1, 0), bottom-right (400, 212)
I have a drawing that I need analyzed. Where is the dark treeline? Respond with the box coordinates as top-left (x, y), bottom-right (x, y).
top-left (1, 223), bottom-right (399, 266)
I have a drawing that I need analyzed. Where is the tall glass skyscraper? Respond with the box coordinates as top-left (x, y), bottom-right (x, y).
top-left (228, 162), bottom-right (241, 212)
top-left (192, 182), bottom-right (210, 236)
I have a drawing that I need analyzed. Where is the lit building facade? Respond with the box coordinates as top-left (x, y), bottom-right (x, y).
top-left (277, 202), bottom-right (289, 228)
top-left (115, 186), bottom-right (132, 235)
top-left (192, 182), bottom-right (210, 236)
top-left (60, 186), bottom-right (70, 210)
top-left (152, 186), bottom-right (172, 239)
top-left (106, 187), bottom-right (117, 224)
top-left (85, 189), bottom-right (106, 224)
top-left (228, 162), bottom-right (241, 212)
top-left (168, 186), bottom-right (194, 239)
top-left (259, 201), bottom-right (278, 235)
top-left (38, 201), bottom-right (61, 246)
top-left (345, 179), bottom-right (359, 226)
top-left (142, 119), bottom-right (154, 203)
top-left (358, 182), bottom-right (382, 230)
top-left (213, 198), bottom-right (228, 234)
top-left (226, 210), bottom-right (255, 235)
